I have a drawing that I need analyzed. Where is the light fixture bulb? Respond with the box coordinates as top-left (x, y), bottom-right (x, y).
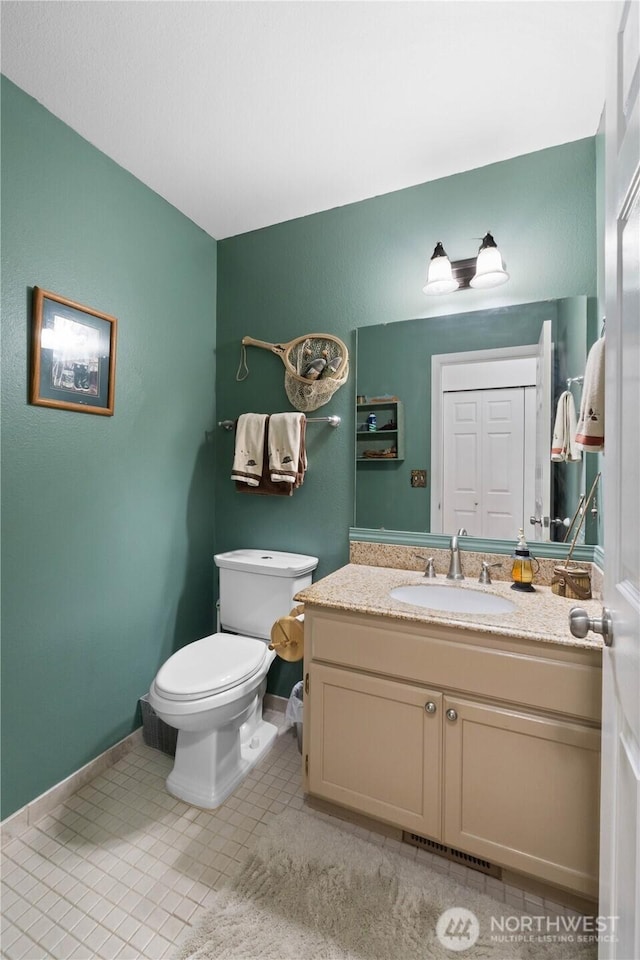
top-left (423, 242), bottom-right (459, 295)
top-left (470, 232), bottom-right (509, 289)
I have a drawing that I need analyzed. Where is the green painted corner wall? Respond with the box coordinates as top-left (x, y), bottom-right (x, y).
top-left (1, 78), bottom-right (218, 819)
top-left (216, 138), bottom-right (597, 696)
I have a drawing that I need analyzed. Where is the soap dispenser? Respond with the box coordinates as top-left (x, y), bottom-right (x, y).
top-left (510, 529), bottom-right (539, 592)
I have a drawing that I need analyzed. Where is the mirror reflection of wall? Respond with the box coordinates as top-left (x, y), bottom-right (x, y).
top-left (355, 297), bottom-right (601, 545)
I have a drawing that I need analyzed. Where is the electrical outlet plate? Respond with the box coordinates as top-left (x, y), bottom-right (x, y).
top-left (411, 470), bottom-right (427, 488)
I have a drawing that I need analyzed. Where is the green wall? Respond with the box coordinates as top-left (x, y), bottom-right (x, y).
top-left (1, 78), bottom-right (218, 818)
top-left (216, 138), bottom-right (597, 695)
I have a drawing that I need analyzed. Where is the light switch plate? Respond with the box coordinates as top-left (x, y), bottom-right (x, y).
top-left (411, 470), bottom-right (427, 488)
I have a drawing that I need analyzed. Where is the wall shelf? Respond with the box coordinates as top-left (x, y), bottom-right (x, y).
top-left (356, 400), bottom-right (404, 462)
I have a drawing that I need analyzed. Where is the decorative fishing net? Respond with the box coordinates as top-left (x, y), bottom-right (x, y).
top-left (239, 333), bottom-right (349, 413)
top-left (284, 336), bottom-right (349, 412)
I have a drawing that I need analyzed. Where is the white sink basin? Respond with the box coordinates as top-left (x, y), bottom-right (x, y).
top-left (389, 583), bottom-right (516, 615)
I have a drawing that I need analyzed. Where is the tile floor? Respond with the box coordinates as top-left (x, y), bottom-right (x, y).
top-left (1, 710), bottom-right (574, 960)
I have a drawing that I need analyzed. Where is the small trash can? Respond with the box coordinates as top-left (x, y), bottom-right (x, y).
top-left (286, 681), bottom-right (304, 753)
top-left (139, 694), bottom-right (178, 756)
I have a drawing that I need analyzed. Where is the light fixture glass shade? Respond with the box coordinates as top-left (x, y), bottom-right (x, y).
top-left (470, 232), bottom-right (509, 289)
top-left (423, 242), bottom-right (459, 295)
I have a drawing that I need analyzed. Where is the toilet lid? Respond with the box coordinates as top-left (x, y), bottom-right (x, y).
top-left (154, 633), bottom-right (268, 701)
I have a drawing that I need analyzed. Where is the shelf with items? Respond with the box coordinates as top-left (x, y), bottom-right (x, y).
top-left (356, 399), bottom-right (404, 462)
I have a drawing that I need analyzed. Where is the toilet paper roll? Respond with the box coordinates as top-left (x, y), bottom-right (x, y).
top-left (269, 605), bottom-right (305, 662)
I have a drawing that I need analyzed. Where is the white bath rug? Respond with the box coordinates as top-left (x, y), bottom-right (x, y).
top-left (177, 808), bottom-right (597, 960)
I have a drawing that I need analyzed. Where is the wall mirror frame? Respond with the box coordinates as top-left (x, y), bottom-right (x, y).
top-left (351, 297), bottom-right (603, 564)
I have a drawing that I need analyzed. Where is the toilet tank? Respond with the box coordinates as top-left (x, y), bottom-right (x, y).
top-left (214, 549), bottom-right (319, 640)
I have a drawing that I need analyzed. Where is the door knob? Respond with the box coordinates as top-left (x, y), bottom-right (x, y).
top-left (569, 606), bottom-right (614, 647)
top-left (425, 701), bottom-right (437, 714)
top-left (446, 708), bottom-right (458, 722)
top-left (529, 516), bottom-right (550, 528)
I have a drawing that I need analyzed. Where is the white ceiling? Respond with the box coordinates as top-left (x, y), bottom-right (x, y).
top-left (1, 1), bottom-right (613, 240)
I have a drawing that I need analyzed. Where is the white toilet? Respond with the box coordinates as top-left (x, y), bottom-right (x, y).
top-left (148, 549), bottom-right (318, 808)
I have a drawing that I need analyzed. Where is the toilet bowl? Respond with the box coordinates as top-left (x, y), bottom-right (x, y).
top-left (149, 633), bottom-right (278, 808)
top-left (148, 549), bottom-right (318, 808)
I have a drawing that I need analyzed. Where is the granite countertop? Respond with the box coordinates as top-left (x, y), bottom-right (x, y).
top-left (295, 563), bottom-right (604, 650)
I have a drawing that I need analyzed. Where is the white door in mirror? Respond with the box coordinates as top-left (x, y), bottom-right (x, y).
top-left (442, 387), bottom-right (527, 539)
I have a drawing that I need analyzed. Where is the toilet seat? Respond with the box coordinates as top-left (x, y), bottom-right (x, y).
top-left (154, 633), bottom-right (267, 701)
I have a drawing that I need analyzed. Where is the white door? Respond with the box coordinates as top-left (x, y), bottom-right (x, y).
top-left (442, 387), bottom-right (525, 539)
top-left (483, 390), bottom-right (526, 539)
top-left (442, 392), bottom-right (481, 533)
top-left (533, 319), bottom-right (553, 541)
top-left (599, 3), bottom-right (640, 957)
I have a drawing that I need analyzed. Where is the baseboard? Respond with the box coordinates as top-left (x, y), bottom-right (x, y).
top-left (1, 727), bottom-right (144, 846)
top-left (264, 693), bottom-right (287, 714)
top-left (305, 794), bottom-right (403, 841)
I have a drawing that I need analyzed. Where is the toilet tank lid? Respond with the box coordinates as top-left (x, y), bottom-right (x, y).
top-left (214, 549), bottom-right (318, 577)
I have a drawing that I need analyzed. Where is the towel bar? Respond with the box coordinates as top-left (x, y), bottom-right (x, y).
top-left (217, 415), bottom-right (340, 431)
top-left (206, 415), bottom-right (342, 439)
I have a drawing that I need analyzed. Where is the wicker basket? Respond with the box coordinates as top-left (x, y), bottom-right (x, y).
top-left (551, 564), bottom-right (592, 600)
top-left (551, 472), bottom-right (599, 601)
top-left (139, 694), bottom-right (177, 756)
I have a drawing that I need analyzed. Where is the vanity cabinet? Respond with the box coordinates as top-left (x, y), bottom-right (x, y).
top-left (303, 606), bottom-right (601, 898)
top-left (356, 400), bottom-right (404, 461)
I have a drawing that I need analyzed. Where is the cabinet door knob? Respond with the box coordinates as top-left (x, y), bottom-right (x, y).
top-left (425, 701), bottom-right (437, 714)
top-left (446, 708), bottom-right (458, 722)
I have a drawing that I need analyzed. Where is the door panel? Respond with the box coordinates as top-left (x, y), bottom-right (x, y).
top-left (533, 320), bottom-right (553, 541)
top-left (483, 389), bottom-right (525, 539)
top-left (443, 395), bottom-right (481, 532)
top-left (443, 697), bottom-right (600, 897)
top-left (601, 3), bottom-right (640, 955)
top-left (443, 388), bottom-right (525, 538)
top-left (308, 664), bottom-right (442, 838)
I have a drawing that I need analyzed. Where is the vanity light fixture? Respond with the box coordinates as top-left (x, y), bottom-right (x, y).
top-left (470, 232), bottom-right (510, 289)
top-left (423, 232), bottom-right (509, 295)
top-left (422, 242), bottom-right (459, 295)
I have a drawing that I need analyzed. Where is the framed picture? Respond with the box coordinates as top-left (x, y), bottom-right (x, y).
top-left (31, 287), bottom-right (117, 416)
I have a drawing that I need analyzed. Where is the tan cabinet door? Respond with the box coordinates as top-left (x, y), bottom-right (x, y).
top-left (308, 664), bottom-right (442, 838)
top-left (443, 696), bottom-right (600, 897)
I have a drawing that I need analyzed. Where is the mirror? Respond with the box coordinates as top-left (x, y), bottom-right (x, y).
top-left (355, 297), bottom-right (601, 545)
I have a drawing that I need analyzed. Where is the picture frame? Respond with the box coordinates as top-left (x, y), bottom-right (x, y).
top-left (31, 287), bottom-right (117, 416)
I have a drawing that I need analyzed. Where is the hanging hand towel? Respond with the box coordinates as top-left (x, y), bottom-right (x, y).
top-left (575, 337), bottom-right (605, 452)
top-left (231, 413), bottom-right (268, 486)
top-left (551, 390), bottom-right (581, 462)
top-left (236, 417), bottom-right (294, 497)
top-left (268, 413), bottom-right (306, 485)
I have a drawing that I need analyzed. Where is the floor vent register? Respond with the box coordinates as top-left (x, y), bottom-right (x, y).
top-left (403, 832), bottom-right (502, 879)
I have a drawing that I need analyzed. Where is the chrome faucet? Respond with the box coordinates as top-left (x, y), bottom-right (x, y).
top-left (447, 528), bottom-right (467, 580)
top-left (414, 554), bottom-right (437, 578)
top-left (478, 561), bottom-right (502, 585)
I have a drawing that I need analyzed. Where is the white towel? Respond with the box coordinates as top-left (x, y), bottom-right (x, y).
top-left (575, 337), bottom-right (605, 452)
top-left (231, 413), bottom-right (268, 486)
top-left (551, 391), bottom-right (581, 462)
top-left (268, 413), bottom-right (306, 484)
